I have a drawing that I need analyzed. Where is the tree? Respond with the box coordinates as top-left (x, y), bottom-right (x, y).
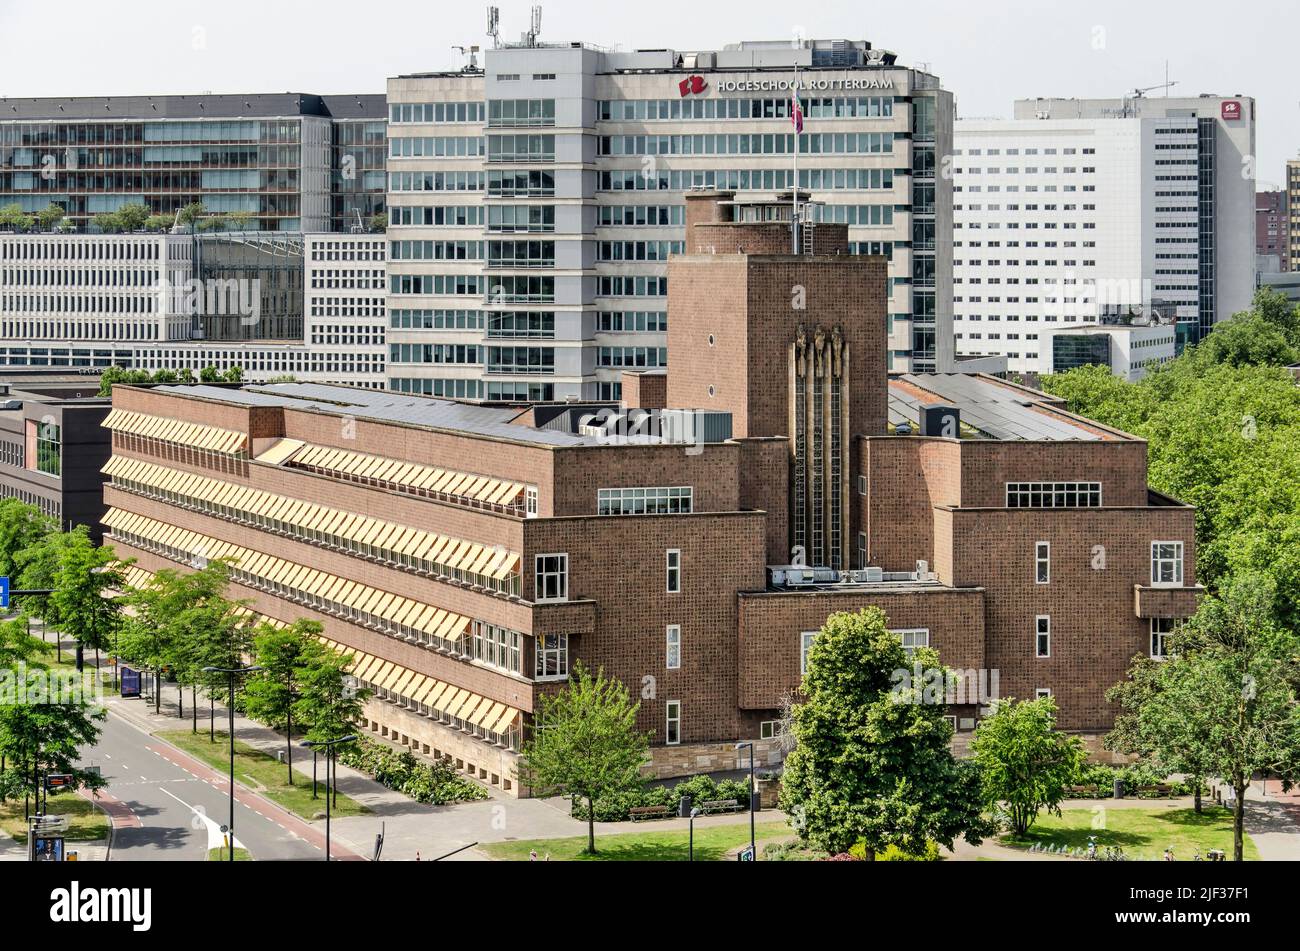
top-left (13, 530), bottom-right (79, 652)
top-left (0, 203), bottom-right (34, 232)
top-left (970, 695), bottom-right (1087, 837)
top-left (93, 212), bottom-right (123, 234)
top-left (0, 498), bottom-right (55, 581)
top-left (778, 609), bottom-right (988, 858)
top-left (516, 662), bottom-right (649, 854)
top-left (0, 676), bottom-right (106, 812)
top-left (115, 202), bottom-right (149, 233)
top-left (1107, 647), bottom-right (1214, 813)
top-left (1114, 573), bottom-right (1300, 861)
top-left (177, 202), bottom-right (206, 228)
top-left (0, 614), bottom-right (48, 668)
top-left (295, 642), bottom-right (370, 805)
top-left (228, 210), bottom-right (254, 231)
top-left (244, 620), bottom-right (322, 784)
top-left (48, 528), bottom-right (126, 673)
top-left (143, 214), bottom-right (172, 232)
top-left (36, 203), bottom-right (66, 233)
top-left (370, 212), bottom-right (387, 232)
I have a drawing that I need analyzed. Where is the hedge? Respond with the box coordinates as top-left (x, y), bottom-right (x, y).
top-left (338, 736), bottom-right (488, 805)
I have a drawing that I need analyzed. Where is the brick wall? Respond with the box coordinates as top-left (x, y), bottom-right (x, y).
top-left (736, 588), bottom-right (987, 710)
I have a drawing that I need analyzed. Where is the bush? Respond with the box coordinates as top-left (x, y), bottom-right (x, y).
top-left (337, 737), bottom-right (487, 805)
top-left (762, 840), bottom-right (825, 862)
top-left (849, 840), bottom-right (941, 861)
top-left (570, 772), bottom-right (752, 821)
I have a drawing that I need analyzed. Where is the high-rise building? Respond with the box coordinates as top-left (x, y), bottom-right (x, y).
top-left (1286, 160), bottom-right (1300, 273)
top-left (953, 95), bottom-right (1255, 374)
top-left (98, 191), bottom-right (1200, 794)
top-left (1256, 188), bottom-right (1287, 267)
top-left (385, 36), bottom-right (954, 402)
top-left (0, 94), bottom-right (386, 232)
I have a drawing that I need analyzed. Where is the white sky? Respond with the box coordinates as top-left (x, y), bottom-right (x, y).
top-left (1, 0), bottom-right (1294, 187)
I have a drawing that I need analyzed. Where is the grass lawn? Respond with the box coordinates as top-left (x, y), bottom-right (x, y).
top-left (481, 821), bottom-right (791, 861)
top-left (157, 730), bottom-right (368, 821)
top-left (0, 793), bottom-right (110, 844)
top-left (207, 846), bottom-right (252, 861)
top-left (1002, 805), bottom-right (1259, 861)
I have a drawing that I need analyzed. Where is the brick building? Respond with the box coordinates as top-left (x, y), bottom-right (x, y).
top-left (99, 191), bottom-right (1200, 794)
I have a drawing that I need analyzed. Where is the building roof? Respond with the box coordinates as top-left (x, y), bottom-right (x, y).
top-left (888, 373), bottom-right (1129, 441)
top-left (0, 93), bottom-right (385, 122)
top-left (151, 382), bottom-right (594, 446)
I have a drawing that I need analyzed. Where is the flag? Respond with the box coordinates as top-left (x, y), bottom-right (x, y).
top-left (790, 83), bottom-right (804, 134)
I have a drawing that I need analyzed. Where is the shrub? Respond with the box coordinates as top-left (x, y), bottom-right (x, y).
top-left (849, 840), bottom-right (941, 861)
top-left (337, 737), bottom-right (487, 805)
top-left (569, 772), bottom-right (753, 821)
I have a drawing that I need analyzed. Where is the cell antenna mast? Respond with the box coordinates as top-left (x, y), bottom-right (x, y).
top-left (527, 5), bottom-right (542, 46)
top-left (487, 6), bottom-right (500, 48)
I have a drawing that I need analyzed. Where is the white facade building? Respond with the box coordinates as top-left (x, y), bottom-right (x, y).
top-left (0, 231), bottom-right (386, 386)
top-left (386, 36), bottom-right (954, 401)
top-left (954, 95), bottom-right (1255, 376)
top-left (1038, 321), bottom-right (1177, 382)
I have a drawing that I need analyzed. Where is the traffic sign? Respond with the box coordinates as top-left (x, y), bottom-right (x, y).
top-left (44, 773), bottom-right (74, 793)
top-left (737, 846), bottom-right (755, 862)
top-left (0, 575), bottom-right (8, 609)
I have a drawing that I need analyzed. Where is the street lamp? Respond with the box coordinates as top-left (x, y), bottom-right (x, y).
top-left (689, 807), bottom-right (700, 862)
top-left (202, 663), bottom-right (261, 861)
top-left (735, 741), bottom-right (756, 861)
top-left (301, 735), bottom-right (357, 861)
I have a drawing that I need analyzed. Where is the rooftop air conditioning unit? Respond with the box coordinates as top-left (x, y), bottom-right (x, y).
top-left (915, 559), bottom-right (929, 579)
top-left (864, 566), bottom-right (884, 583)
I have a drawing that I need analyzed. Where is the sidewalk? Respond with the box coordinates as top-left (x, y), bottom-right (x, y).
top-left (105, 689), bottom-right (779, 861)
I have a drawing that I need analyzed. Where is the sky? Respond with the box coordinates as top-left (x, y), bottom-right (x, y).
top-left (1, 0), bottom-right (1295, 187)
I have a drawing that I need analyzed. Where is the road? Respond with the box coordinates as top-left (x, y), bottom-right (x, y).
top-left (79, 707), bottom-right (328, 861)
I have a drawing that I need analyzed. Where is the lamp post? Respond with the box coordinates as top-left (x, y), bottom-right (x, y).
top-left (735, 741), bottom-right (756, 861)
top-left (302, 735), bottom-right (357, 861)
top-left (202, 663), bottom-right (260, 861)
top-left (689, 807), bottom-right (700, 862)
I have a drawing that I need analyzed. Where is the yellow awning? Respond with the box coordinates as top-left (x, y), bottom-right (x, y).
top-left (253, 438), bottom-right (305, 466)
top-left (104, 410), bottom-right (247, 455)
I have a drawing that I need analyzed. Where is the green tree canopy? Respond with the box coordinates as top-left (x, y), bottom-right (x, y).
top-left (778, 608), bottom-right (988, 858)
top-left (970, 695), bottom-right (1087, 836)
top-left (517, 662), bottom-right (649, 854)
top-left (245, 619), bottom-right (323, 783)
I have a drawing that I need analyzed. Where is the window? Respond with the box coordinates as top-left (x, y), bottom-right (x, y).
top-left (1035, 615), bottom-right (1050, 658)
top-left (1151, 542), bottom-right (1184, 586)
top-left (857, 532), bottom-right (867, 570)
top-left (666, 549), bottom-right (681, 593)
top-left (525, 486), bottom-right (538, 518)
top-left (1151, 617), bottom-right (1175, 658)
top-left (800, 630), bottom-right (818, 675)
top-left (535, 553), bottom-right (568, 602)
top-left (1006, 482), bottom-right (1101, 508)
top-left (760, 720), bottom-right (784, 740)
top-left (1036, 541), bottom-right (1050, 584)
top-left (1035, 688), bottom-right (1052, 700)
top-left (892, 628), bottom-right (929, 654)
top-left (535, 633), bottom-right (568, 678)
top-left (32, 420), bottom-right (61, 477)
top-left (666, 700), bottom-right (681, 745)
top-left (597, 486), bottom-right (693, 515)
top-left (666, 625), bottom-right (681, 669)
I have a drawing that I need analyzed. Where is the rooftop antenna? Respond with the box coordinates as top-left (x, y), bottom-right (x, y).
top-left (526, 5), bottom-right (542, 46)
top-left (486, 6), bottom-right (500, 49)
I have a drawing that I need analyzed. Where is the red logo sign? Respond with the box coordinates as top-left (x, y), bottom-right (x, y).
top-left (1221, 100), bottom-right (1241, 121)
top-left (678, 74), bottom-right (707, 98)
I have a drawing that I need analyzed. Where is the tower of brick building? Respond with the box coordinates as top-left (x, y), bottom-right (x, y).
top-left (667, 190), bottom-right (889, 569)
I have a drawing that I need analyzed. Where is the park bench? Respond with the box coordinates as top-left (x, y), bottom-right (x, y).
top-left (700, 798), bottom-right (743, 814)
top-left (629, 805), bottom-right (671, 821)
top-left (1137, 783), bottom-right (1175, 797)
top-left (1066, 784), bottom-right (1101, 797)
